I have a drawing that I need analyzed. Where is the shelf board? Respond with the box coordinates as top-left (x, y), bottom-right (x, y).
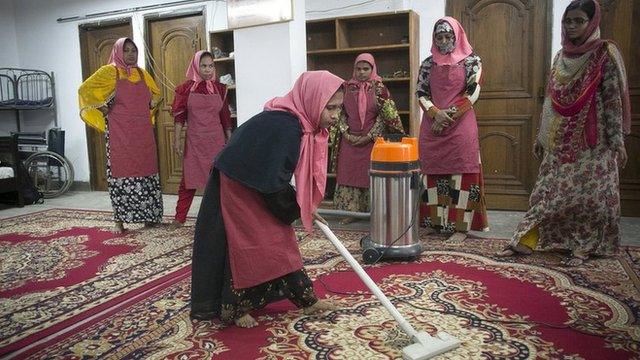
top-left (213, 57), bottom-right (234, 63)
top-left (230, 114), bottom-right (237, 118)
top-left (381, 77), bottom-right (410, 82)
top-left (307, 44), bottom-right (409, 55)
top-left (226, 85), bottom-right (236, 90)
top-left (398, 111), bottom-right (410, 115)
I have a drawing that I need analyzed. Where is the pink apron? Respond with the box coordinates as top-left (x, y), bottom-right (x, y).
top-left (419, 63), bottom-right (480, 175)
top-left (220, 173), bottom-right (303, 289)
top-left (336, 84), bottom-right (378, 188)
top-left (183, 92), bottom-right (225, 190)
top-left (108, 68), bottom-right (159, 178)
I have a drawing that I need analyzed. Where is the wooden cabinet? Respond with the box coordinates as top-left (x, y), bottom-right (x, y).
top-left (306, 11), bottom-right (420, 135)
top-left (210, 30), bottom-right (237, 128)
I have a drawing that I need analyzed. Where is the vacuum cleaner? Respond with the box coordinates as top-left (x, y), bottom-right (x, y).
top-left (315, 219), bottom-right (460, 359)
top-left (360, 137), bottom-right (423, 264)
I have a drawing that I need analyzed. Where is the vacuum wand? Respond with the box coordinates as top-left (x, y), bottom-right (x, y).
top-left (316, 208), bottom-right (370, 219)
top-left (314, 220), bottom-right (460, 359)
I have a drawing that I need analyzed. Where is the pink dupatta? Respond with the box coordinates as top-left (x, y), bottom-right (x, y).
top-left (108, 38), bottom-right (138, 76)
top-left (185, 50), bottom-right (216, 93)
top-left (431, 17), bottom-right (473, 66)
top-left (550, 0), bottom-right (631, 154)
top-left (264, 71), bottom-right (344, 232)
top-left (344, 53), bottom-right (382, 128)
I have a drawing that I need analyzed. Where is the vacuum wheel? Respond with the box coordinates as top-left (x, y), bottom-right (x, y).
top-left (362, 247), bottom-right (380, 264)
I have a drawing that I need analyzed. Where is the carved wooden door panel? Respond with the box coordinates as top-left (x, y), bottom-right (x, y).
top-left (447, 0), bottom-right (551, 210)
top-left (600, 0), bottom-right (640, 216)
top-left (147, 14), bottom-right (204, 194)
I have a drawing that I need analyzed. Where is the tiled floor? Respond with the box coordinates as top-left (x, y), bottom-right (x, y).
top-left (1, 191), bottom-right (639, 245)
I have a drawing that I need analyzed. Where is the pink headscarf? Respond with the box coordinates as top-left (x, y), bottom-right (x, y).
top-left (185, 50), bottom-right (216, 93)
top-left (561, 0), bottom-right (604, 58)
top-left (345, 53), bottom-right (382, 128)
top-left (264, 71), bottom-right (344, 232)
top-left (108, 37), bottom-right (138, 76)
top-left (431, 17), bottom-right (473, 66)
top-left (557, 0), bottom-right (631, 135)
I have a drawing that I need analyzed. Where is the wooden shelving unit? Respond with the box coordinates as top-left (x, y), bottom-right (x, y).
top-left (306, 11), bottom-right (420, 135)
top-left (210, 30), bottom-right (237, 128)
top-left (307, 11), bottom-right (420, 202)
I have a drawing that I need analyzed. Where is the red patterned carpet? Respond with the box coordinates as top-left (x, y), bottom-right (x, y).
top-left (0, 209), bottom-right (193, 356)
top-left (2, 210), bottom-right (639, 359)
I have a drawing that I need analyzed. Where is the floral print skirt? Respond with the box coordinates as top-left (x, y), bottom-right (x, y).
top-left (508, 150), bottom-right (620, 256)
top-left (333, 185), bottom-right (370, 213)
top-left (220, 267), bottom-right (317, 323)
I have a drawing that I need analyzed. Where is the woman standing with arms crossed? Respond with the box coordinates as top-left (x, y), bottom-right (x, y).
top-left (79, 37), bottom-right (163, 233)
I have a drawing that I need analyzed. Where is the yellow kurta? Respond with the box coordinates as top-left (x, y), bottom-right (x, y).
top-left (78, 65), bottom-right (162, 132)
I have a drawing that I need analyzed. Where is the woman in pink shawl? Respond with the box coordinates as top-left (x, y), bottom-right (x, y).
top-left (498, 0), bottom-right (630, 266)
top-left (416, 18), bottom-right (489, 242)
top-left (190, 71), bottom-right (344, 328)
top-left (170, 50), bottom-right (232, 227)
top-left (333, 53), bottom-right (405, 224)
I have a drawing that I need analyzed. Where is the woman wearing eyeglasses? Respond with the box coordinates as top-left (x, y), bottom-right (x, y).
top-left (497, 0), bottom-right (631, 266)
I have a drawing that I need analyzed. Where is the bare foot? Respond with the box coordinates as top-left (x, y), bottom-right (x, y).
top-left (339, 217), bottom-right (356, 225)
top-left (303, 300), bottom-right (337, 315)
top-left (112, 222), bottom-right (125, 234)
top-left (234, 313), bottom-right (258, 328)
top-left (495, 244), bottom-right (533, 257)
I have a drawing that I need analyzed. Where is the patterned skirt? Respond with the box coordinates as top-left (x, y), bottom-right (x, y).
top-left (333, 185), bottom-right (370, 212)
top-left (219, 267), bottom-right (317, 322)
top-left (419, 172), bottom-right (489, 233)
top-left (105, 125), bottom-right (163, 224)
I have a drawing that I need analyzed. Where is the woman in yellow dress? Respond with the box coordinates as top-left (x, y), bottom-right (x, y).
top-left (78, 37), bottom-right (164, 233)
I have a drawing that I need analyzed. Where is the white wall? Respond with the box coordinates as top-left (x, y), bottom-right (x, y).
top-left (552, 0), bottom-right (573, 59)
top-left (0, 0), bottom-right (19, 66)
top-left (0, 0), bottom-right (20, 136)
top-left (234, 0), bottom-right (307, 124)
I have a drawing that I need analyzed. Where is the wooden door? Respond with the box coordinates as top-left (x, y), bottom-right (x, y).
top-left (446, 0), bottom-right (551, 210)
top-left (600, 0), bottom-right (640, 216)
top-left (79, 21), bottom-right (132, 191)
top-left (147, 14), bottom-right (205, 194)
